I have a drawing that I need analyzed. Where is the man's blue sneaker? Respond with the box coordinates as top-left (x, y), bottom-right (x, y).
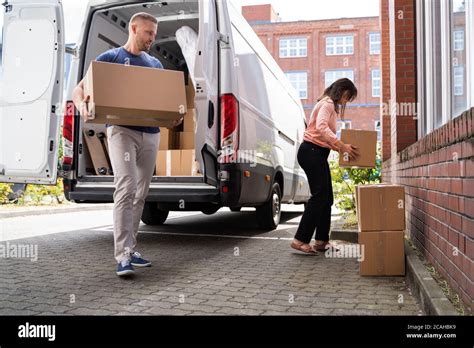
top-left (130, 251), bottom-right (151, 267)
top-left (116, 259), bottom-right (135, 276)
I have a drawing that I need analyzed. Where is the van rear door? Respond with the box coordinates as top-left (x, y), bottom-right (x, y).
top-left (0, 0), bottom-right (65, 184)
top-left (193, 0), bottom-right (220, 167)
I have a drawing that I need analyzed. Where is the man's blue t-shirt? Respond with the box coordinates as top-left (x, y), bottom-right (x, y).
top-left (96, 47), bottom-right (164, 134)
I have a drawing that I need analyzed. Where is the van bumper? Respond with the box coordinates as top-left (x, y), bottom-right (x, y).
top-left (219, 162), bottom-right (274, 207)
top-left (68, 181), bottom-right (220, 204)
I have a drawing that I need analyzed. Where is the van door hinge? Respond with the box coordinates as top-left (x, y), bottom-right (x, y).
top-left (218, 32), bottom-right (229, 46)
top-left (2, 1), bottom-right (12, 13)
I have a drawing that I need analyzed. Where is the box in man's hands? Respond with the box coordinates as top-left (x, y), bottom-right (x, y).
top-left (83, 61), bottom-right (186, 127)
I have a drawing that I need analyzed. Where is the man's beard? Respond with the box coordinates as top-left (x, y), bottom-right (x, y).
top-left (137, 39), bottom-right (151, 52)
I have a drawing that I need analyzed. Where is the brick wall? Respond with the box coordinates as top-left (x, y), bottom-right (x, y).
top-left (381, 0), bottom-right (473, 312)
top-left (242, 4), bottom-right (277, 23)
top-left (248, 17), bottom-right (381, 132)
top-left (382, 109), bottom-right (474, 312)
top-left (381, 0), bottom-right (391, 161)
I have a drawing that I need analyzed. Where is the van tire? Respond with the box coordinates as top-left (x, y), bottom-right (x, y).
top-left (256, 182), bottom-right (281, 231)
top-left (141, 202), bottom-right (169, 225)
top-left (202, 206), bottom-right (220, 215)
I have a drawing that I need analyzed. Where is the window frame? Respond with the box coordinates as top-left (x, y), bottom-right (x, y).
top-left (285, 71), bottom-right (308, 99)
top-left (416, 0), bottom-right (473, 138)
top-left (326, 34), bottom-right (354, 56)
top-left (324, 69), bottom-right (355, 88)
top-left (371, 69), bottom-right (381, 97)
top-left (453, 66), bottom-right (464, 96)
top-left (453, 29), bottom-right (464, 51)
top-left (369, 32), bottom-right (381, 55)
top-left (279, 37), bottom-right (308, 58)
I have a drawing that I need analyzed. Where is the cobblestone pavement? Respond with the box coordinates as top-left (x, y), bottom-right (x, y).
top-left (0, 209), bottom-right (422, 316)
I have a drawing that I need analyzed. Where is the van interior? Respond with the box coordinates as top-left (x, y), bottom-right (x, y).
top-left (77, 1), bottom-right (201, 181)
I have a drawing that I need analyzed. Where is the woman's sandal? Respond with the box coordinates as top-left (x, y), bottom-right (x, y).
top-left (291, 239), bottom-right (317, 255)
top-left (313, 241), bottom-right (341, 252)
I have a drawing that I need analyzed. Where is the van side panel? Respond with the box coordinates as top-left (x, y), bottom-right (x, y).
top-left (224, 3), bottom-right (306, 204)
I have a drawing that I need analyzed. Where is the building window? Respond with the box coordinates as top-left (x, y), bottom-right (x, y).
top-left (326, 35), bottom-right (354, 56)
top-left (451, 0), bottom-right (468, 116)
top-left (325, 70), bottom-right (354, 87)
top-left (375, 120), bottom-right (382, 141)
top-left (336, 120), bottom-right (352, 139)
top-left (279, 38), bottom-right (307, 58)
top-left (417, 0), bottom-right (472, 136)
top-left (453, 29), bottom-right (464, 51)
top-left (372, 69), bottom-right (381, 97)
top-left (453, 67), bottom-right (464, 96)
top-left (369, 32), bottom-right (381, 54)
top-left (285, 71), bottom-right (308, 99)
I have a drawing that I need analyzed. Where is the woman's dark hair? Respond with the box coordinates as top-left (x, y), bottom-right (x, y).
top-left (317, 78), bottom-right (358, 119)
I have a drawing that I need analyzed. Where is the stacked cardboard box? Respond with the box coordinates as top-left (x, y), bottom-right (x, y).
top-left (156, 150), bottom-right (197, 176)
top-left (155, 78), bottom-right (199, 176)
top-left (159, 128), bottom-right (178, 151)
top-left (179, 107), bottom-right (196, 150)
top-left (356, 184), bottom-right (406, 276)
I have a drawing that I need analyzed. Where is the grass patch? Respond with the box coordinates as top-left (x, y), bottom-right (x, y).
top-left (341, 211), bottom-right (358, 230)
top-left (407, 239), bottom-right (470, 315)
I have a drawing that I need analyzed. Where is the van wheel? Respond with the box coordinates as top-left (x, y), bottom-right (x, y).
top-left (202, 206), bottom-right (220, 215)
top-left (256, 182), bottom-right (281, 231)
top-left (141, 202), bottom-right (169, 225)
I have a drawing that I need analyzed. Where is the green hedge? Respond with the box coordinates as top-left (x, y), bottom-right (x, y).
top-left (330, 145), bottom-right (382, 213)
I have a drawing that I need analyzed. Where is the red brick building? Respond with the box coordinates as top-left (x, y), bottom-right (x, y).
top-left (242, 5), bottom-right (382, 139)
top-left (381, 0), bottom-right (473, 312)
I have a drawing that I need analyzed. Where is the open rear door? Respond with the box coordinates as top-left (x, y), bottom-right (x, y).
top-left (0, 0), bottom-right (65, 184)
top-left (194, 0), bottom-right (220, 170)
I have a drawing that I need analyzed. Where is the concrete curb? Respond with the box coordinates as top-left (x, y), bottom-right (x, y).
top-left (330, 229), bottom-right (358, 243)
top-left (329, 229), bottom-right (459, 316)
top-left (0, 203), bottom-right (113, 219)
top-left (404, 240), bottom-right (459, 316)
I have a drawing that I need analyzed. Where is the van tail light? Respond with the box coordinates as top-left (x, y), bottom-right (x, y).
top-left (219, 94), bottom-right (239, 164)
top-left (62, 101), bottom-right (75, 166)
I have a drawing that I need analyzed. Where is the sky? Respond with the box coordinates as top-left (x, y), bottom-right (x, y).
top-left (1, 0), bottom-right (379, 43)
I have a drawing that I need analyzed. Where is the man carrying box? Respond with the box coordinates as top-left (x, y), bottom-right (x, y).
top-left (73, 12), bottom-right (181, 277)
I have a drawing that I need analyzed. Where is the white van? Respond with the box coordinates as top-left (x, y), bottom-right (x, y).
top-left (0, 0), bottom-right (310, 230)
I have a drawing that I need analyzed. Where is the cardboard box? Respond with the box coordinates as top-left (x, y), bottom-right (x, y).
top-left (359, 231), bottom-right (405, 276)
top-left (155, 150), bottom-right (180, 176)
top-left (169, 150), bottom-right (182, 176)
top-left (179, 131), bottom-right (195, 150)
top-left (159, 128), bottom-right (178, 150)
top-left (184, 108), bottom-right (196, 133)
top-left (155, 150), bottom-right (197, 176)
top-left (186, 80), bottom-right (195, 109)
top-left (356, 184), bottom-right (406, 232)
top-left (84, 61), bottom-right (186, 127)
top-left (181, 150), bottom-right (197, 176)
top-left (155, 151), bottom-right (167, 176)
top-left (339, 129), bottom-right (377, 168)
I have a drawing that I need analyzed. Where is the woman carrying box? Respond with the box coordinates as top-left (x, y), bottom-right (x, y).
top-left (291, 78), bottom-right (360, 254)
